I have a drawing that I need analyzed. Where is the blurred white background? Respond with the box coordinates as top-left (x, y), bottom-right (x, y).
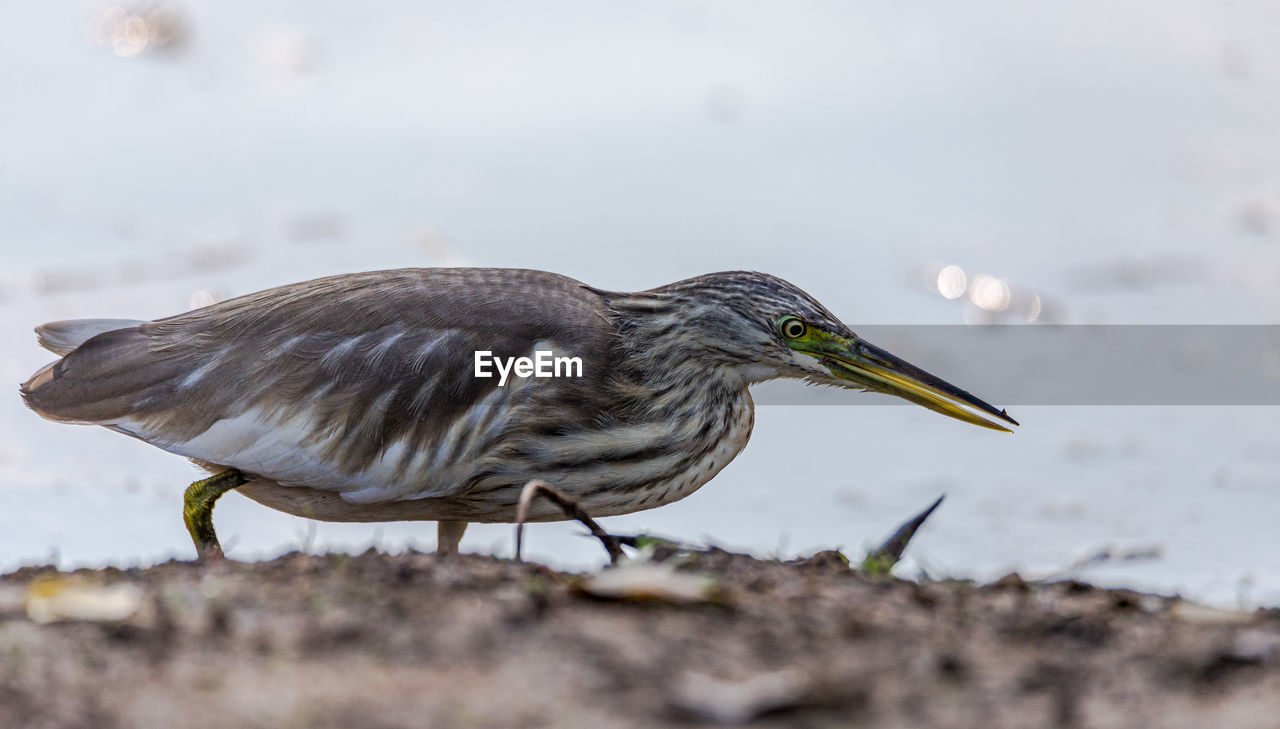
top-left (2, 2), bottom-right (1279, 607)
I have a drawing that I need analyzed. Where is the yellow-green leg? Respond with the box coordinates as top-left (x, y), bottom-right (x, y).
top-left (183, 469), bottom-right (247, 561)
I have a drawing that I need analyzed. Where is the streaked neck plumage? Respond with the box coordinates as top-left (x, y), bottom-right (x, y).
top-left (603, 289), bottom-right (774, 415)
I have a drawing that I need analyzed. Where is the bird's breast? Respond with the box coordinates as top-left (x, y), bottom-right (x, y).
top-left (557, 388), bottom-right (757, 518)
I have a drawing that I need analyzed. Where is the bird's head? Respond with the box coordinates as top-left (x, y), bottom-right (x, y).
top-left (645, 271), bottom-right (1018, 433)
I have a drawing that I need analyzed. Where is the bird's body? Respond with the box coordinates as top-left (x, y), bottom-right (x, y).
top-left (21, 267), bottom-right (1016, 557)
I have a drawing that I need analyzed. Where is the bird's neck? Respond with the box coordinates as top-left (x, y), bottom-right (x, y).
top-left (607, 295), bottom-right (760, 414)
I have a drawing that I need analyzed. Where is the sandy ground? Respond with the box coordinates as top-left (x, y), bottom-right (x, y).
top-left (2, 548), bottom-right (1278, 729)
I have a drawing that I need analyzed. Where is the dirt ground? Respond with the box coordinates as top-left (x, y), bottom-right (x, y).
top-left (1, 548), bottom-right (1278, 729)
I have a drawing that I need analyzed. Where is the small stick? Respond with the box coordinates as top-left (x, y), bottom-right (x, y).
top-left (861, 494), bottom-right (945, 575)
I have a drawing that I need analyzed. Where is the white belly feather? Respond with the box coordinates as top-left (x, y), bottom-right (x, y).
top-left (116, 380), bottom-right (524, 504)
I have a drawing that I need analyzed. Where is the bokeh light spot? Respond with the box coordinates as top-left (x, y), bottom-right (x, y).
top-left (936, 265), bottom-right (967, 299)
top-left (969, 274), bottom-right (1011, 312)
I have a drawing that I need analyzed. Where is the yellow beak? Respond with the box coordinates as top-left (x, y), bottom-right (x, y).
top-left (821, 339), bottom-right (1018, 433)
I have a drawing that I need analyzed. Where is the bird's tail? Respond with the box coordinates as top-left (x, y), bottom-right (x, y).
top-left (35, 319), bottom-right (147, 356)
top-left (20, 319), bottom-right (179, 425)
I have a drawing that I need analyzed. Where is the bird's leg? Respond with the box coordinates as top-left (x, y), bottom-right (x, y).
top-left (182, 469), bottom-right (247, 561)
top-left (436, 520), bottom-right (468, 555)
top-left (514, 480), bottom-right (624, 565)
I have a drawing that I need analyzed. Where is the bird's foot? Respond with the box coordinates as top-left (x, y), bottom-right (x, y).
top-left (182, 469), bottom-right (247, 562)
top-left (514, 480), bottom-right (624, 564)
top-left (593, 533), bottom-right (694, 562)
top-left (599, 533), bottom-right (689, 550)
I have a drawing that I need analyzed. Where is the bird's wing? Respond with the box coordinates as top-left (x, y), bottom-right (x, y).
top-left (22, 268), bottom-right (621, 500)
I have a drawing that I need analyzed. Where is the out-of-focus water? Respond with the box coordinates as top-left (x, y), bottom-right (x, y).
top-left (3, 2), bottom-right (1279, 607)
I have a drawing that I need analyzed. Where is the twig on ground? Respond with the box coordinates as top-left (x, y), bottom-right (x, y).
top-left (861, 494), bottom-right (946, 576)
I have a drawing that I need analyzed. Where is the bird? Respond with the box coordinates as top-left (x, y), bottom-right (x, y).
top-left (20, 268), bottom-right (1017, 561)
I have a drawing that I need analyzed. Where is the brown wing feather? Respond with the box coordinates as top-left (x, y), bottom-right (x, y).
top-left (22, 326), bottom-right (186, 424)
top-left (21, 268), bottom-right (623, 485)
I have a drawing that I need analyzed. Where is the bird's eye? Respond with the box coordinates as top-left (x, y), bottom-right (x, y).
top-left (779, 316), bottom-right (807, 340)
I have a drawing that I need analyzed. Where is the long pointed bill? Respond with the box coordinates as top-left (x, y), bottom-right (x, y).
top-left (820, 340), bottom-right (1019, 433)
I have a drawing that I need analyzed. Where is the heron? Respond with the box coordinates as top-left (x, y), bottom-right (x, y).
top-left (20, 268), bottom-right (1017, 561)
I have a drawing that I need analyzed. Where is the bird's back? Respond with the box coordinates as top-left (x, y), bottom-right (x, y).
top-left (21, 268), bottom-right (625, 504)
